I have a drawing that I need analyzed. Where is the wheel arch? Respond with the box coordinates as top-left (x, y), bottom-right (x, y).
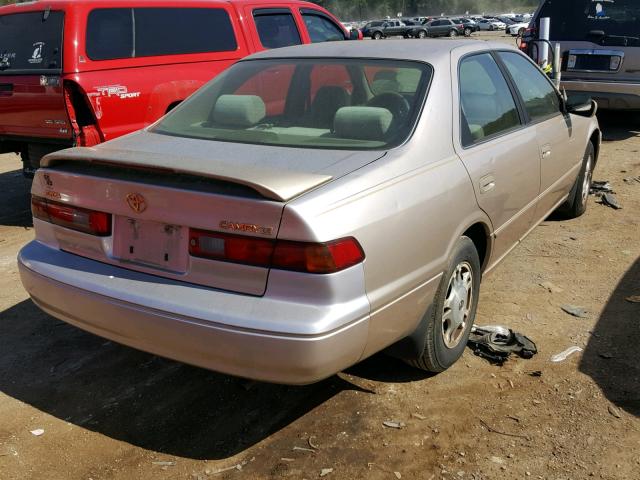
top-left (462, 222), bottom-right (491, 272)
top-left (590, 128), bottom-right (602, 165)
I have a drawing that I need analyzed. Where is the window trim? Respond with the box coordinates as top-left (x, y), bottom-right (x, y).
top-left (457, 51), bottom-right (527, 149)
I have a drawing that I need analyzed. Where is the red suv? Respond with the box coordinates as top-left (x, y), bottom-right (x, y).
top-left (0, 0), bottom-right (355, 176)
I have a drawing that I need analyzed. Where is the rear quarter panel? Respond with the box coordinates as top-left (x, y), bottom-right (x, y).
top-left (279, 60), bottom-right (490, 358)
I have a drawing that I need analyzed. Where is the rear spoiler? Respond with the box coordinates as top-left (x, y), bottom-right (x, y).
top-left (42, 147), bottom-right (333, 202)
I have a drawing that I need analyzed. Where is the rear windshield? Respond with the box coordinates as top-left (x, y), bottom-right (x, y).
top-left (153, 58), bottom-right (432, 151)
top-left (0, 11), bottom-right (63, 73)
top-left (539, 0), bottom-right (640, 44)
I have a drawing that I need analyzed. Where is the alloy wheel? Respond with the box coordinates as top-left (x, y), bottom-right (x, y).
top-left (441, 262), bottom-right (474, 349)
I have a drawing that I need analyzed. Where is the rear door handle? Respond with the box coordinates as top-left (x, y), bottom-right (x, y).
top-left (479, 174), bottom-right (496, 194)
top-left (541, 143), bottom-right (552, 159)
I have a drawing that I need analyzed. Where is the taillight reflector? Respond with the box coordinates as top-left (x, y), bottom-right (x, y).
top-left (31, 195), bottom-right (112, 236)
top-left (189, 229), bottom-right (364, 274)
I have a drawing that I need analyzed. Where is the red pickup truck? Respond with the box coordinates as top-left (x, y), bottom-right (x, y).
top-left (0, 0), bottom-right (355, 176)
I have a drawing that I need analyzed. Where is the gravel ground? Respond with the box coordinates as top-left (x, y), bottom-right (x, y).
top-left (0, 33), bottom-right (638, 480)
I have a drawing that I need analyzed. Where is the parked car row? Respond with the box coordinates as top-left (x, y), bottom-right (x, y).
top-left (362, 17), bottom-right (474, 39)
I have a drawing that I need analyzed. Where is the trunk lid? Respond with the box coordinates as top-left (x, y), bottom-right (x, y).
top-left (35, 132), bottom-right (385, 295)
top-left (0, 10), bottom-right (71, 141)
top-left (43, 130), bottom-right (386, 201)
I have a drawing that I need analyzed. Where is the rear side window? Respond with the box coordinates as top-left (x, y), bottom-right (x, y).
top-left (302, 13), bottom-right (345, 42)
top-left (135, 8), bottom-right (237, 56)
top-left (498, 52), bottom-right (560, 122)
top-left (459, 53), bottom-right (521, 147)
top-left (254, 10), bottom-right (302, 49)
top-left (86, 8), bottom-right (237, 60)
top-left (86, 9), bottom-right (133, 60)
top-left (0, 11), bottom-right (64, 72)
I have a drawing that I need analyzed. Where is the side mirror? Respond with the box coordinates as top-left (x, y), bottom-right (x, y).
top-left (567, 98), bottom-right (598, 118)
top-left (349, 28), bottom-right (361, 40)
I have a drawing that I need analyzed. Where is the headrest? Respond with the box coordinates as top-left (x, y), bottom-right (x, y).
top-left (212, 95), bottom-right (266, 128)
top-left (333, 106), bottom-right (393, 141)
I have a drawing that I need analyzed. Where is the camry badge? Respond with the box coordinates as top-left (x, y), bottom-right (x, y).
top-left (126, 193), bottom-right (147, 213)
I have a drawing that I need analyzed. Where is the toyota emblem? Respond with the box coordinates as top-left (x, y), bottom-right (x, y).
top-left (126, 193), bottom-right (147, 213)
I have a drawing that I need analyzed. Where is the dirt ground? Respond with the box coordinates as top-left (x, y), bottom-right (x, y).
top-left (1, 33), bottom-right (639, 480)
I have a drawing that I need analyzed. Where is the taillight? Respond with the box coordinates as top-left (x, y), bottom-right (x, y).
top-left (189, 229), bottom-right (274, 267)
top-left (31, 195), bottom-right (112, 236)
top-left (272, 238), bottom-right (364, 274)
top-left (189, 229), bottom-right (365, 274)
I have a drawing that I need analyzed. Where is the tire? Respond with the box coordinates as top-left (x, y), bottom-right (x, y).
top-left (417, 29), bottom-right (427, 39)
top-left (489, 24), bottom-right (495, 31)
top-left (464, 28), bottom-right (472, 37)
top-left (557, 142), bottom-right (595, 219)
top-left (407, 236), bottom-right (481, 373)
top-left (372, 31), bottom-right (382, 40)
top-left (449, 29), bottom-right (458, 37)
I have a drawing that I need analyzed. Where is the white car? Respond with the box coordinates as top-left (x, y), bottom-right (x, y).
top-left (508, 22), bottom-right (529, 36)
top-left (476, 19), bottom-right (505, 31)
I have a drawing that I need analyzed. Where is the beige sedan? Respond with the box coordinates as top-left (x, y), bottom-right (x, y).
top-left (18, 40), bottom-right (600, 384)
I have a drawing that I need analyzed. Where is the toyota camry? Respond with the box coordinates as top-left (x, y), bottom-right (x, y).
top-left (18, 41), bottom-right (600, 384)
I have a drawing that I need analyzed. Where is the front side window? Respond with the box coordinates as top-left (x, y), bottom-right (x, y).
top-left (498, 52), bottom-right (560, 122)
top-left (254, 11), bottom-right (301, 49)
top-left (302, 13), bottom-right (345, 42)
top-left (86, 8), bottom-right (237, 60)
top-left (459, 53), bottom-right (521, 147)
top-left (153, 59), bottom-right (433, 150)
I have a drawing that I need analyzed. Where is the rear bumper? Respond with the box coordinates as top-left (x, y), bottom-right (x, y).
top-left (562, 80), bottom-right (640, 110)
top-left (18, 241), bottom-right (370, 385)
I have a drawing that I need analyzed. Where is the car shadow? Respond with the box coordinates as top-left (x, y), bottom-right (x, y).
top-left (579, 257), bottom-right (640, 417)
top-left (0, 299), bottom-right (375, 460)
top-left (597, 110), bottom-right (640, 142)
top-left (0, 168), bottom-right (32, 228)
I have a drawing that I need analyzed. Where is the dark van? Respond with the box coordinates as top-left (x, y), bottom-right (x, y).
top-left (0, 0), bottom-right (355, 176)
top-left (522, 0), bottom-right (640, 110)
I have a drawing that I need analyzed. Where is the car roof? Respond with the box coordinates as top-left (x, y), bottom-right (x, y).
top-left (246, 39), bottom-right (518, 64)
top-left (0, 0), bottom-right (319, 12)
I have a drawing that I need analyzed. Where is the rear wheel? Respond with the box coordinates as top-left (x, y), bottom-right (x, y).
top-left (464, 28), bottom-right (472, 36)
top-left (417, 29), bottom-right (427, 39)
top-left (407, 237), bottom-right (481, 373)
top-left (449, 29), bottom-right (459, 37)
top-left (372, 31), bottom-right (382, 40)
top-left (557, 142), bottom-right (595, 219)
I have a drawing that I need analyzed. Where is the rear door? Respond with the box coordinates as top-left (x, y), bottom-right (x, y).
top-left (453, 51), bottom-right (541, 266)
top-left (0, 10), bottom-right (72, 141)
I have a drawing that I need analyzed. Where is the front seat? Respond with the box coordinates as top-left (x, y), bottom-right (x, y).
top-left (305, 86), bottom-right (350, 129)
